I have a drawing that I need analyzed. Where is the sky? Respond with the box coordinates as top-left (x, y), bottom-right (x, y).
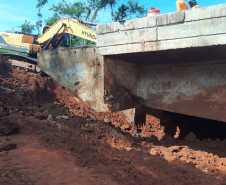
top-left (0, 0), bottom-right (226, 34)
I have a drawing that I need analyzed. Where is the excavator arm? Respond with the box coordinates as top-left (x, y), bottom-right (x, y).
top-left (37, 17), bottom-right (97, 45)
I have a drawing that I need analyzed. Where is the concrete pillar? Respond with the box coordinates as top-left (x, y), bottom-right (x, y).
top-left (122, 106), bottom-right (147, 131)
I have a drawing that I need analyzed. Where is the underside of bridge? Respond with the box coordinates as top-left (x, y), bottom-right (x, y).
top-left (107, 45), bottom-right (226, 65)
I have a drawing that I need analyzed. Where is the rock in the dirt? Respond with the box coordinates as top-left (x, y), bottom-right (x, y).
top-left (24, 106), bottom-right (40, 116)
top-left (0, 143), bottom-right (17, 152)
top-left (169, 146), bottom-right (184, 153)
top-left (56, 115), bottom-right (69, 120)
top-left (104, 118), bottom-right (110, 123)
top-left (0, 86), bottom-right (15, 93)
top-left (91, 116), bottom-right (97, 121)
top-left (35, 112), bottom-right (48, 120)
top-left (81, 126), bottom-right (94, 132)
top-left (47, 114), bottom-right (53, 121)
top-left (121, 124), bottom-right (131, 131)
top-left (1, 173), bottom-right (8, 177)
top-left (149, 148), bottom-right (160, 156)
top-left (0, 122), bottom-right (20, 136)
top-left (43, 110), bottom-right (49, 115)
top-left (184, 132), bottom-right (196, 142)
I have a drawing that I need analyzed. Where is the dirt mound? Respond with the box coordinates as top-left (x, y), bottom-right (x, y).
top-left (1, 55), bottom-right (226, 184)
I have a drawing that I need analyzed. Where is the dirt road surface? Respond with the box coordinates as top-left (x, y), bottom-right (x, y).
top-left (1, 54), bottom-right (226, 185)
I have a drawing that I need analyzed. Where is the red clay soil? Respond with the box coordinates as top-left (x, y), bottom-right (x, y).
top-left (0, 54), bottom-right (226, 185)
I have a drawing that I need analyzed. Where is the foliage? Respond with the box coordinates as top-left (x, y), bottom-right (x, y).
top-left (45, 13), bottom-right (60, 26)
top-left (90, 0), bottom-right (117, 22)
top-left (112, 0), bottom-right (147, 21)
top-left (70, 37), bottom-right (95, 47)
top-left (71, 36), bottom-right (83, 47)
top-left (18, 21), bottom-right (35, 33)
top-left (36, 0), bottom-right (48, 8)
top-left (0, 49), bottom-right (27, 56)
top-left (36, 0), bottom-right (48, 34)
top-left (36, 20), bottom-right (42, 33)
top-left (49, 0), bottom-right (91, 21)
top-left (48, 0), bottom-right (147, 24)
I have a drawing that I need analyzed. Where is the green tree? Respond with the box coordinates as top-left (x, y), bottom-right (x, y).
top-left (112, 0), bottom-right (147, 21)
top-left (91, 0), bottom-right (117, 22)
top-left (18, 20), bottom-right (35, 33)
top-left (36, 0), bottom-right (48, 34)
top-left (49, 0), bottom-right (91, 21)
top-left (49, 0), bottom-right (117, 22)
top-left (45, 13), bottom-right (60, 26)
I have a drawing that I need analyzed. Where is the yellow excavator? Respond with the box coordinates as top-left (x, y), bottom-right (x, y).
top-left (0, 17), bottom-right (97, 73)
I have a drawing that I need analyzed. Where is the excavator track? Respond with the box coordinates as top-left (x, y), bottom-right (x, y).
top-left (1, 53), bottom-right (47, 76)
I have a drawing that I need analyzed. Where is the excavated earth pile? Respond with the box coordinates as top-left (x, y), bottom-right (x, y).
top-left (1, 54), bottom-right (226, 185)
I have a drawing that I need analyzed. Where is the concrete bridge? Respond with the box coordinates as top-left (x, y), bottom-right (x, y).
top-left (38, 3), bottom-right (226, 125)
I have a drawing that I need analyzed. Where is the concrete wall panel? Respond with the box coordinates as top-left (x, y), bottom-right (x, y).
top-left (157, 11), bottom-right (185, 26)
top-left (185, 4), bottom-right (226, 22)
top-left (158, 17), bottom-right (226, 40)
top-left (136, 61), bottom-right (226, 122)
top-left (97, 16), bottom-right (156, 35)
top-left (97, 28), bottom-right (156, 47)
top-left (37, 47), bottom-right (108, 112)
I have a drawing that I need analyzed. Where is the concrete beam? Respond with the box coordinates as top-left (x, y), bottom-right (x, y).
top-left (98, 34), bottom-right (226, 56)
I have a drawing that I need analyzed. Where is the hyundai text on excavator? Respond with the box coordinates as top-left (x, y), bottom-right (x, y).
top-left (0, 17), bottom-right (97, 73)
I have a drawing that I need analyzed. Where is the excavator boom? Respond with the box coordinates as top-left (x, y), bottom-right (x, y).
top-left (37, 17), bottom-right (97, 45)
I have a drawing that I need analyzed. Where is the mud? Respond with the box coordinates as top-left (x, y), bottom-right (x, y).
top-left (1, 55), bottom-right (226, 184)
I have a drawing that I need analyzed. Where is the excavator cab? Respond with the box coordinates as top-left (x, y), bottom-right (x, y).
top-left (41, 26), bottom-right (50, 35)
top-left (60, 34), bottom-right (71, 47)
